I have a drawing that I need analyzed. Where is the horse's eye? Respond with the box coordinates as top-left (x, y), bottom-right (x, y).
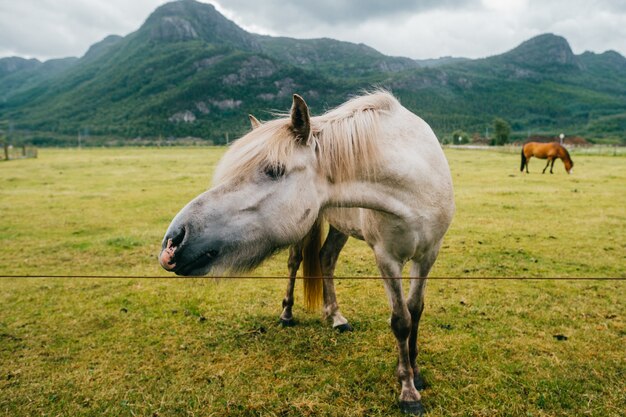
top-left (264, 164), bottom-right (285, 179)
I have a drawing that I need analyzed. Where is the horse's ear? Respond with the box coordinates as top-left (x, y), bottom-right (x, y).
top-left (290, 94), bottom-right (311, 143)
top-left (248, 114), bottom-right (261, 129)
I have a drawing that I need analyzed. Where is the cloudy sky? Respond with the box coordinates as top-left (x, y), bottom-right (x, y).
top-left (1, 0), bottom-right (625, 61)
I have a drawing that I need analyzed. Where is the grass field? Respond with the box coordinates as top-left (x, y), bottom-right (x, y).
top-left (1, 147), bottom-right (624, 416)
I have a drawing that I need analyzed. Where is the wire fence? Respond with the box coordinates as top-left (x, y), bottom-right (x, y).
top-left (1, 144), bottom-right (38, 160)
top-left (1, 274), bottom-right (624, 281)
top-left (445, 144), bottom-right (626, 156)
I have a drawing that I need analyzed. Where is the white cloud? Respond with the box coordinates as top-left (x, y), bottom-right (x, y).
top-left (294, 8), bottom-right (522, 60)
top-left (0, 0), bottom-right (168, 59)
top-left (482, 0), bottom-right (528, 13)
top-left (213, 0), bottom-right (626, 58)
top-left (0, 0), bottom-right (624, 61)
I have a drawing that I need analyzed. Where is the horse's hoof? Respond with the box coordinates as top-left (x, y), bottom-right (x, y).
top-left (414, 374), bottom-right (428, 391)
top-left (334, 323), bottom-right (353, 333)
top-left (279, 318), bottom-right (296, 327)
top-left (399, 400), bottom-right (425, 415)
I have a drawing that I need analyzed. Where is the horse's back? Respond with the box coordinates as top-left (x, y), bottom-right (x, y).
top-left (524, 141), bottom-right (560, 158)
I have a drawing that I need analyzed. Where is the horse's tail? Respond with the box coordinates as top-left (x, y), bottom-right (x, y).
top-left (520, 146), bottom-right (527, 172)
top-left (302, 217), bottom-right (323, 311)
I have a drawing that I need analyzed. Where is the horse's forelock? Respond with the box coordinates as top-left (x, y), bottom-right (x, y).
top-left (212, 120), bottom-right (296, 185)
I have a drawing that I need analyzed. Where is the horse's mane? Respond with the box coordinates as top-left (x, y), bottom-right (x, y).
top-left (213, 91), bottom-right (398, 185)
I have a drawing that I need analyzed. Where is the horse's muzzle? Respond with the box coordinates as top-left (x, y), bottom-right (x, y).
top-left (159, 226), bottom-right (186, 271)
top-left (159, 238), bottom-right (177, 270)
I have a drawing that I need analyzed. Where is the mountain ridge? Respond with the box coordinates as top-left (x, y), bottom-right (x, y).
top-left (1, 0), bottom-right (624, 145)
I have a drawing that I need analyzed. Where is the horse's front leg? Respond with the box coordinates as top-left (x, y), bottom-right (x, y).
top-left (320, 225), bottom-right (351, 331)
top-left (280, 243), bottom-right (302, 326)
top-left (542, 158), bottom-right (551, 174)
top-left (407, 270), bottom-right (427, 390)
top-left (377, 251), bottom-right (423, 415)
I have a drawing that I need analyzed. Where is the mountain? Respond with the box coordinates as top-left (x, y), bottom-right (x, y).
top-left (144, 0), bottom-right (259, 49)
top-left (0, 57), bottom-right (41, 77)
top-left (82, 35), bottom-right (123, 61)
top-left (496, 33), bottom-right (580, 68)
top-left (256, 36), bottom-right (419, 77)
top-left (0, 56), bottom-right (79, 102)
top-left (415, 56), bottom-right (470, 68)
top-left (1, 0), bottom-right (624, 146)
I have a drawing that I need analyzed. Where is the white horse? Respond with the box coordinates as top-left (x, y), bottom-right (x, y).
top-left (159, 91), bottom-right (455, 414)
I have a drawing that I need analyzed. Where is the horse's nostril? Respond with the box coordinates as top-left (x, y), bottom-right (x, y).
top-left (208, 249), bottom-right (219, 258)
top-left (171, 227), bottom-right (186, 247)
top-left (160, 238), bottom-right (178, 270)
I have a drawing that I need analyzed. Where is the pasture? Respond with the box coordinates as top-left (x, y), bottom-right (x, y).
top-left (1, 147), bottom-right (624, 416)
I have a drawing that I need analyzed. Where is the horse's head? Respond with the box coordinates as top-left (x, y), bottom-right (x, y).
top-left (159, 95), bottom-right (322, 276)
top-left (563, 152), bottom-right (574, 174)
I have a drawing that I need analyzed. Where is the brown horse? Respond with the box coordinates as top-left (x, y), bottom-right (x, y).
top-left (521, 142), bottom-right (574, 174)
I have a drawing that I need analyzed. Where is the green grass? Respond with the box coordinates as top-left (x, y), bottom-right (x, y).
top-left (1, 147), bottom-right (624, 416)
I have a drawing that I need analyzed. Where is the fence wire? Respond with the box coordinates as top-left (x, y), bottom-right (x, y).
top-left (0, 274), bottom-right (624, 280)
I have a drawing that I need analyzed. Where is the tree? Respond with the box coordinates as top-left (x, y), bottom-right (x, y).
top-left (452, 129), bottom-right (470, 144)
top-left (492, 118), bottom-right (511, 145)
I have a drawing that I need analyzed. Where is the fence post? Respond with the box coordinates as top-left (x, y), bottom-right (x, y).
top-left (3, 143), bottom-right (8, 161)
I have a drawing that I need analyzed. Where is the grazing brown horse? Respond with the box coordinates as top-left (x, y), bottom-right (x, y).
top-left (521, 142), bottom-right (574, 174)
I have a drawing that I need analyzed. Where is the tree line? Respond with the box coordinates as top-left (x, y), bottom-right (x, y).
top-left (445, 117), bottom-right (512, 145)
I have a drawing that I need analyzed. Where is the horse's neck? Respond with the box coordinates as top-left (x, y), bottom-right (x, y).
top-left (322, 150), bottom-right (451, 221)
top-left (324, 180), bottom-right (416, 219)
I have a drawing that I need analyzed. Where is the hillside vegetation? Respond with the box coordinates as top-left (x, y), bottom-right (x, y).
top-left (1, 0), bottom-right (625, 145)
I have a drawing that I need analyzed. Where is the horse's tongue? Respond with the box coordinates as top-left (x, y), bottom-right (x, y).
top-left (159, 239), bottom-right (176, 270)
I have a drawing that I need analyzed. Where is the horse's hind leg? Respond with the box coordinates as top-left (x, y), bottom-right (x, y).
top-left (407, 248), bottom-right (439, 392)
top-left (320, 225), bottom-right (351, 332)
top-left (542, 158), bottom-right (551, 174)
top-left (280, 243), bottom-right (302, 326)
top-left (550, 158), bottom-right (556, 174)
